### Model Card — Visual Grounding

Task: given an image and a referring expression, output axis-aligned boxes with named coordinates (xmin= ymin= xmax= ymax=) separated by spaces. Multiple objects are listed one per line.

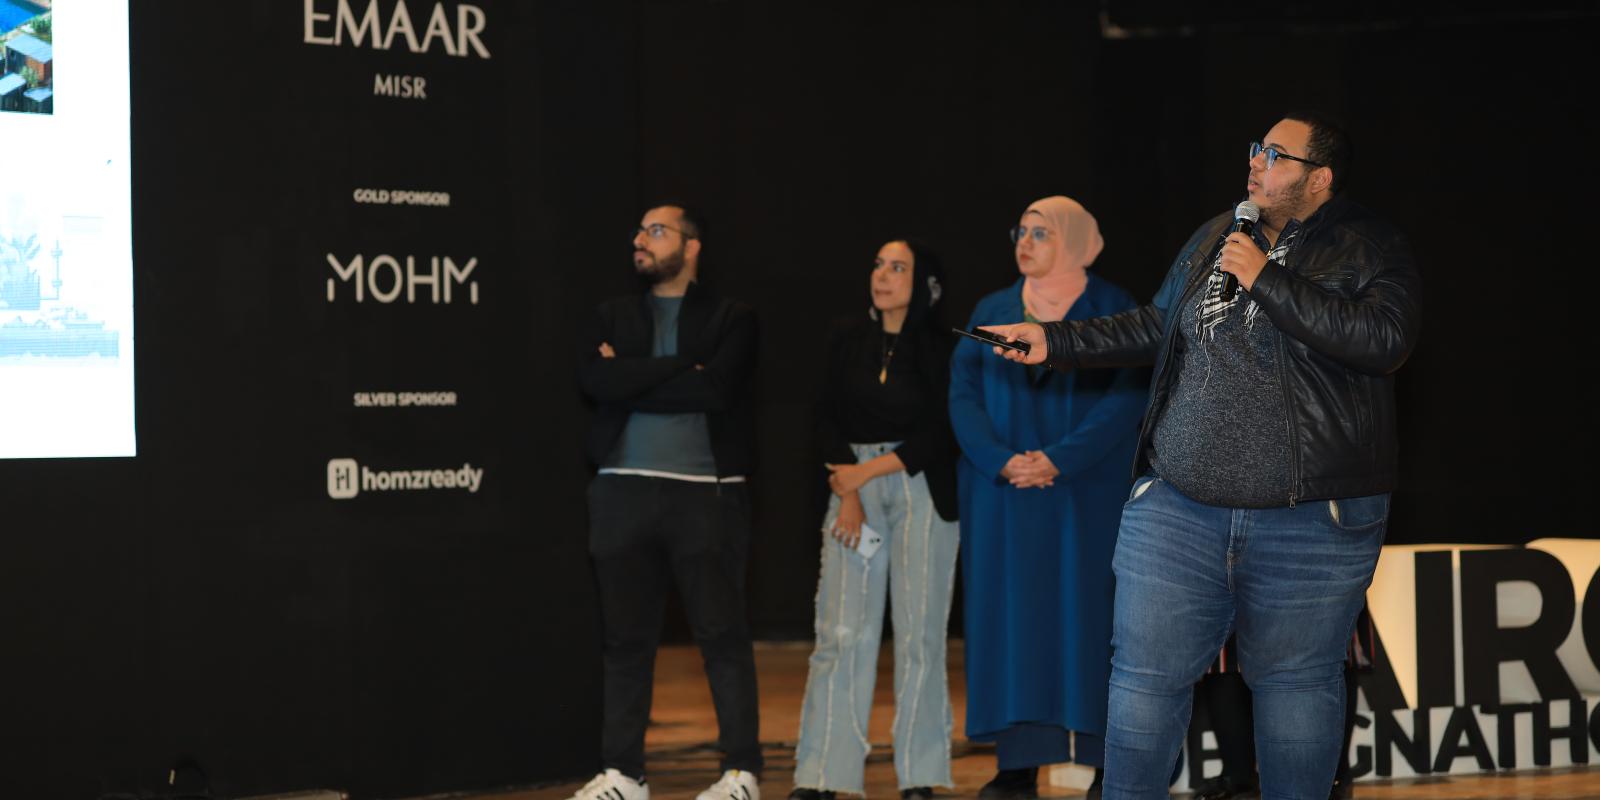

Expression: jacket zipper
xmin=1267 ymin=221 xmax=1316 ymax=508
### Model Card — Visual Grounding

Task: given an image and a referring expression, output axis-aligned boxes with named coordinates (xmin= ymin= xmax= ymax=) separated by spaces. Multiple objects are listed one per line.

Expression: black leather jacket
xmin=1042 ymin=194 xmax=1422 ymax=504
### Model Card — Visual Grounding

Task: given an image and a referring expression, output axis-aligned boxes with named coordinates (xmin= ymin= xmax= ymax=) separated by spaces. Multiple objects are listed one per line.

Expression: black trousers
xmin=588 ymin=474 xmax=763 ymax=779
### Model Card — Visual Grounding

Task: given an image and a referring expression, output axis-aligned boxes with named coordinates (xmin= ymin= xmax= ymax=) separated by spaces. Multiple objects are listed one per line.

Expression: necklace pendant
xmin=878 ymin=366 xmax=888 ymax=384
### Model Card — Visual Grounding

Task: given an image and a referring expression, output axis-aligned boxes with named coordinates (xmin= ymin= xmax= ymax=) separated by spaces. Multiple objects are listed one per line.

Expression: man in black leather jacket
xmin=983 ymin=113 xmax=1421 ymax=799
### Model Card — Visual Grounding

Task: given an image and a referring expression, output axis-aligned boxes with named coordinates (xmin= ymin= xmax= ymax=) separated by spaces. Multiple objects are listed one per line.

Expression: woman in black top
xmin=790 ymin=240 xmax=961 ymax=800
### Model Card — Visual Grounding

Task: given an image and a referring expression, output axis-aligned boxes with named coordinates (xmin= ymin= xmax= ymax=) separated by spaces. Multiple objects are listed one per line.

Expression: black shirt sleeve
xmin=815 ymin=318 xmax=861 ymax=466
xmin=889 ymin=326 xmax=957 ymax=477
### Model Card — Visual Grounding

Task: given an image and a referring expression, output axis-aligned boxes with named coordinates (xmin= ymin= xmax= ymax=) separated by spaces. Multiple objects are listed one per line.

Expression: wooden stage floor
xmin=458 ymin=644 xmax=1597 ymax=800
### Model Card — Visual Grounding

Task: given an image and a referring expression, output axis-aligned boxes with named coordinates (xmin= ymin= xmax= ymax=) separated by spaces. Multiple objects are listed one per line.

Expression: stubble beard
xmin=1261 ymin=171 xmax=1313 ymax=231
xmin=635 ymin=245 xmax=687 ymax=284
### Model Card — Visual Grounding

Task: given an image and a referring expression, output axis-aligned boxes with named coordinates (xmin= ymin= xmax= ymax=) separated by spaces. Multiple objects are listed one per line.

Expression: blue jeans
xmin=1103 ymin=477 xmax=1387 ymax=800
xmin=793 ymin=443 xmax=961 ymax=793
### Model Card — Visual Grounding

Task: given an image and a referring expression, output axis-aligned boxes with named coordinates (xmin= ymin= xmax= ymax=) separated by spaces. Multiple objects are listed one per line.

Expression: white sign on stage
xmin=0 ymin=1 xmax=134 ymax=459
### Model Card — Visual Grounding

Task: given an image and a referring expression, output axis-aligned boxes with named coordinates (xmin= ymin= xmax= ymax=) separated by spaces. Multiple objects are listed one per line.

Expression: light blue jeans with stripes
xmin=793 ymin=442 xmax=961 ymax=795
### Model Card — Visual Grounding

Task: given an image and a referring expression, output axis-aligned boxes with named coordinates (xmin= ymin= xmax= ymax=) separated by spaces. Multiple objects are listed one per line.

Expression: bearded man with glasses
xmin=982 ymin=113 xmax=1422 ymax=798
xmin=573 ymin=203 xmax=764 ymax=800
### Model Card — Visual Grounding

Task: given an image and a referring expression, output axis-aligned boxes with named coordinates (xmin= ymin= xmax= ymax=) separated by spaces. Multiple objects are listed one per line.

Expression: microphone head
xmin=1234 ymin=201 xmax=1261 ymax=223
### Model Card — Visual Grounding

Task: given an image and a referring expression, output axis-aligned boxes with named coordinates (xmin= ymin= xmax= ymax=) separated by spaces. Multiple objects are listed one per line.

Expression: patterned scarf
xmin=1195 ymin=226 xmax=1300 ymax=342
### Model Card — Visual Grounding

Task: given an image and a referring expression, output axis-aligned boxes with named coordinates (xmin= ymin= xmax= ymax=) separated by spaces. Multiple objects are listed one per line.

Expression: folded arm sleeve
xmin=628 ymin=303 xmax=759 ymax=413
xmin=577 ymin=306 xmax=690 ymax=403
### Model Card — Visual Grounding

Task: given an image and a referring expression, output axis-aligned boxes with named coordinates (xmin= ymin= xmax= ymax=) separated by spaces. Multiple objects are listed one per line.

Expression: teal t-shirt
xmin=601 ymin=295 xmax=718 ymax=476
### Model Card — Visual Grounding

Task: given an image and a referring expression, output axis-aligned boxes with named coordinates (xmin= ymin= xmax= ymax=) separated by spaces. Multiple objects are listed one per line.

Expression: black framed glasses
xmin=1249 ymin=141 xmax=1325 ymax=170
xmin=1009 ymin=225 xmax=1050 ymax=244
xmin=635 ymin=223 xmax=692 ymax=240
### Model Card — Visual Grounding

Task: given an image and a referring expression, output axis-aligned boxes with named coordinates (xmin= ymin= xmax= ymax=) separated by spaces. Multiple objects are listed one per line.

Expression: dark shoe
xmin=977 ymin=768 xmax=1038 ymax=800
xmin=1082 ymin=768 xmax=1103 ymax=799
xmin=1192 ymin=775 xmax=1258 ymax=800
xmin=900 ymin=789 xmax=934 ymax=800
xmin=1328 ymin=779 xmax=1353 ymax=800
xmin=788 ymin=790 xmax=835 ymax=800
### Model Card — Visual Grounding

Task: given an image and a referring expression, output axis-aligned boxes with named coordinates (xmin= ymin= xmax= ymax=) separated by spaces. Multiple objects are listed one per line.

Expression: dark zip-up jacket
xmin=578 ymin=281 xmax=758 ymax=478
xmin=1041 ymin=194 xmax=1422 ymax=504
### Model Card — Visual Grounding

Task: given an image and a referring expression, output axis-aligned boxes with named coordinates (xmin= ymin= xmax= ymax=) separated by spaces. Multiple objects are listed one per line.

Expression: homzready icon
xmin=327 ymin=458 xmax=484 ymax=499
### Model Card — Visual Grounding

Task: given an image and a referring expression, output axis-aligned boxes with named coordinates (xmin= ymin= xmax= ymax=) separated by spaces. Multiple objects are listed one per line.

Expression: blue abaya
xmin=950 ymin=274 xmax=1147 ymax=760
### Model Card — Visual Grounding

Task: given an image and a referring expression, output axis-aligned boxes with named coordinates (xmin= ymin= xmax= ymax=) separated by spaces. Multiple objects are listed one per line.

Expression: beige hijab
xmin=1019 ymin=195 xmax=1104 ymax=322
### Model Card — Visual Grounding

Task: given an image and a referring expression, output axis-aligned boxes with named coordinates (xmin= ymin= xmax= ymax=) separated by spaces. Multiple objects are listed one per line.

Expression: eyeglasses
xmin=635 ymin=223 xmax=693 ymax=240
xmin=1009 ymin=226 xmax=1050 ymax=244
xmin=1250 ymin=141 xmax=1325 ymax=170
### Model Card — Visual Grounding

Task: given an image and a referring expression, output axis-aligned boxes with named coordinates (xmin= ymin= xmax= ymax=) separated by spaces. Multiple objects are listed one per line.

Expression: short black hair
xmin=648 ymin=201 xmax=706 ymax=240
xmin=1283 ymin=110 xmax=1352 ymax=193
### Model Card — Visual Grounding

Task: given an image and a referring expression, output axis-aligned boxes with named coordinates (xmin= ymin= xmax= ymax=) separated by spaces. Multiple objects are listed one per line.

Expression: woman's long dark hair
xmin=876 ymin=236 xmax=946 ymax=331
xmin=874 ymin=237 xmax=952 ymax=381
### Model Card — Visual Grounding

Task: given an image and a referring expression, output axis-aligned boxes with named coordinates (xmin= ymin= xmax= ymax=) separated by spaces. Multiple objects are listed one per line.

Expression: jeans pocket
xmin=1328 ymin=493 xmax=1389 ymax=531
xmin=1127 ymin=476 xmax=1157 ymax=504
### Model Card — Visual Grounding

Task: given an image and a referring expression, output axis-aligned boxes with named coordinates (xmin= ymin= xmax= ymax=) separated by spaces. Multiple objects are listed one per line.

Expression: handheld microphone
xmin=1220 ymin=201 xmax=1260 ymax=302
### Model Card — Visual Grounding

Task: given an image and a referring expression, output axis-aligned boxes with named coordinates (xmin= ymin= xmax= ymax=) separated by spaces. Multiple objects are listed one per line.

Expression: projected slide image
xmin=1 ymin=1 xmax=133 ymax=459
xmin=0 ymin=0 xmax=50 ymax=115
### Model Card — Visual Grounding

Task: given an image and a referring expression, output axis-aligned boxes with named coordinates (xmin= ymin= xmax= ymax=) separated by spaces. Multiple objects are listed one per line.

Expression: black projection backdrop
xmin=0 ymin=2 xmax=1595 ymax=798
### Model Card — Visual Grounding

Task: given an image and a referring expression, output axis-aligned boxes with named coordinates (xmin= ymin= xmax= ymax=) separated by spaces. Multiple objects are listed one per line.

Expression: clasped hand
xmin=1001 ymin=450 xmax=1059 ymax=489
xmin=825 ymin=462 xmax=873 ymax=496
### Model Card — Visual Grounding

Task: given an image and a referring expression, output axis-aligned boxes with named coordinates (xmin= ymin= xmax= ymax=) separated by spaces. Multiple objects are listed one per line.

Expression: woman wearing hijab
xmin=790 ymin=239 xmax=961 ymax=800
xmin=949 ymin=197 xmax=1147 ymax=799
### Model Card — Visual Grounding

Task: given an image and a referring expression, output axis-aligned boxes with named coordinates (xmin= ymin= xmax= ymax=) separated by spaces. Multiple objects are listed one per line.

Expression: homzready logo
xmin=327 ymin=458 xmax=484 ymax=499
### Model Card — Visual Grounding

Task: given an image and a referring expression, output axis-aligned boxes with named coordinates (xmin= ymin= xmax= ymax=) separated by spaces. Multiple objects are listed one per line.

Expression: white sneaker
xmin=568 ymin=768 xmax=649 ymax=800
xmin=696 ymin=769 xmax=760 ymax=800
